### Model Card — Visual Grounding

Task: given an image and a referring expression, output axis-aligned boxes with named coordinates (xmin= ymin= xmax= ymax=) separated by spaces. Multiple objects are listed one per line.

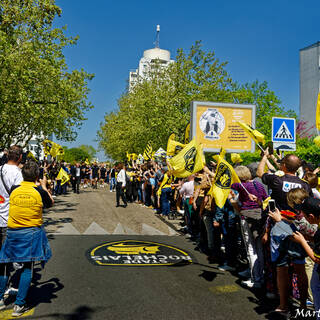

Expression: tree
xmin=62 ymin=145 xmax=96 ymax=163
xmin=98 ymin=41 xmax=295 ymax=160
xmin=0 ymin=0 xmax=94 ymax=148
xmin=78 ymin=144 xmax=96 ymax=160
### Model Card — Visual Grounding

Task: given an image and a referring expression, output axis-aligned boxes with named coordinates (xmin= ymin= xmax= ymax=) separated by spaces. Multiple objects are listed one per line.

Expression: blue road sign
xmin=272 ymin=117 xmax=296 ymax=143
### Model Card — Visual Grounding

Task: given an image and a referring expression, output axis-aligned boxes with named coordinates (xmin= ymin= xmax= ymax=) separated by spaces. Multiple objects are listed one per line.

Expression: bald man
xmin=257 ymin=150 xmax=312 ymax=210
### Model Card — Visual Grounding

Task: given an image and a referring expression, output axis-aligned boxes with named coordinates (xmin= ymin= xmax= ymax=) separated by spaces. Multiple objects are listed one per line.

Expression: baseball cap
xmin=295 ymin=197 xmax=320 ymax=216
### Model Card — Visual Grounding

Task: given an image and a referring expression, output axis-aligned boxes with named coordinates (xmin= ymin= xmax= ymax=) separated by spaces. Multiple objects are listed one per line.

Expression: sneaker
xmin=110 ymin=190 xmax=113 ymax=193
xmin=12 ymin=304 xmax=28 ymax=317
xmin=306 ymin=299 xmax=314 ymax=308
xmin=218 ymin=264 xmax=236 ymax=272
xmin=0 ymin=299 xmax=5 ymax=311
xmin=238 ymin=268 xmax=251 ymax=278
xmin=4 ymin=287 xmax=18 ymax=297
xmin=241 ymin=279 xmax=262 ymax=289
xmin=178 ymin=209 xmax=185 ymax=214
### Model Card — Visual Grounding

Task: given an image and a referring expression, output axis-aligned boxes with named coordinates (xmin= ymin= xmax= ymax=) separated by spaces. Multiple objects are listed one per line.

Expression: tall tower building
xmin=129 ymin=25 xmax=174 ymax=91
xmin=300 ymin=41 xmax=320 ymax=132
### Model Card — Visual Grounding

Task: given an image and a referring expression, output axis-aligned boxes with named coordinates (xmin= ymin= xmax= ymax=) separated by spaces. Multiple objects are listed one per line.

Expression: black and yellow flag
xmin=167 ymin=133 xmax=185 ymax=156
xmin=56 ymin=168 xmax=70 ymax=185
xmin=143 ymin=143 xmax=153 ymax=161
xmin=42 ymin=140 xmax=52 ymax=156
xmin=42 ymin=139 xmax=64 ymax=158
xmin=208 ymin=150 xmax=240 ymax=208
xmin=184 ymin=123 xmax=190 ymax=144
xmin=168 ymin=138 xmax=205 ymax=178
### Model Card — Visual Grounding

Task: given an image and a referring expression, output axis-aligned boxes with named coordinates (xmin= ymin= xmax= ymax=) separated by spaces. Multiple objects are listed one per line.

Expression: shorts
xmin=92 ymin=174 xmax=99 ymax=179
xmin=276 ymin=255 xmax=306 ymax=267
xmin=276 ymin=251 xmax=306 ymax=267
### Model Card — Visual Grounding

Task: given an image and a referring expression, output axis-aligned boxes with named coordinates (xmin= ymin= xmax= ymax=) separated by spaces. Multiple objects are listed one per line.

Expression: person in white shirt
xmin=116 ymin=163 xmax=127 ymax=208
xmin=179 ymin=175 xmax=195 ymax=235
xmin=0 ymin=146 xmax=23 ymax=246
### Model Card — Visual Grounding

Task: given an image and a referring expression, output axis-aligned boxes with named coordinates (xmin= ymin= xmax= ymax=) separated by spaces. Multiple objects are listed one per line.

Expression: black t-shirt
xmin=92 ymin=165 xmax=99 ymax=177
xmin=100 ymin=167 xmax=107 ymax=178
xmin=262 ymin=172 xmax=312 ymax=210
xmin=110 ymin=168 xmax=115 ymax=178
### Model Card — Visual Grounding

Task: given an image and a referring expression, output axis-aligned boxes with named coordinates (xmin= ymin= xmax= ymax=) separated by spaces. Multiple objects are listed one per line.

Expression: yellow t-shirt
xmin=8 ymin=181 xmax=50 ymax=228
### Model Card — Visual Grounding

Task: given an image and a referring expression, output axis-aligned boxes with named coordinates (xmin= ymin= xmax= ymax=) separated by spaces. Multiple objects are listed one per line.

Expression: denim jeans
xmin=203 ymin=213 xmax=222 ymax=259
xmin=183 ymin=199 xmax=193 ymax=235
xmin=160 ymin=187 xmax=171 ymax=216
xmin=110 ymin=177 xmax=116 ymax=191
xmin=0 ymin=262 xmax=32 ymax=306
xmin=55 ymin=180 xmax=61 ymax=195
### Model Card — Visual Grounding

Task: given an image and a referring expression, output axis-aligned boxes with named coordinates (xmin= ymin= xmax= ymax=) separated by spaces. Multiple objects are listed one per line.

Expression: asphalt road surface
xmin=0 ymin=188 xmax=302 ymax=319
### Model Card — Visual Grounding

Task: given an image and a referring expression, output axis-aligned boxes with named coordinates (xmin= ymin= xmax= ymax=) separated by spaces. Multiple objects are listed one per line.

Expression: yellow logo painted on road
xmin=107 ymin=243 xmax=160 ymax=255
xmin=87 ymin=240 xmax=192 ymax=266
xmin=0 ymin=307 xmax=34 ymax=319
xmin=209 ymin=285 xmax=239 ymax=294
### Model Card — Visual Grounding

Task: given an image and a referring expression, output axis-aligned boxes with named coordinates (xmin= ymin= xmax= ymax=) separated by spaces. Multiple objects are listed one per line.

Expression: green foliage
xmin=294 ymin=137 xmax=320 ymax=165
xmin=232 ymin=81 xmax=296 ymax=139
xmin=78 ymin=145 xmax=96 ymax=160
xmin=63 ymin=145 xmax=96 ymax=163
xmin=0 ymin=0 xmax=94 ymax=148
xmin=98 ymin=41 xmax=295 ymax=160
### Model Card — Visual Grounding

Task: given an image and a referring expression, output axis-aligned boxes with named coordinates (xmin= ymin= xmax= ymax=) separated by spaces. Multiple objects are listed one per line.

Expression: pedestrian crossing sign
xmin=272 ymin=117 xmax=296 ymax=143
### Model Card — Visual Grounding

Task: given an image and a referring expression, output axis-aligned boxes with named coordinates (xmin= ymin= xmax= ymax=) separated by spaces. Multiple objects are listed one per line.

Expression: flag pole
xmin=239 ymin=182 xmax=251 ymax=195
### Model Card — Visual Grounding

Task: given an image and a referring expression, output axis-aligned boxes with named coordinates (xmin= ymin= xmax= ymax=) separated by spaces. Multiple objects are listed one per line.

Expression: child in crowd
xmin=292 ymin=197 xmax=320 ymax=318
xmin=268 ymin=189 xmax=311 ymax=314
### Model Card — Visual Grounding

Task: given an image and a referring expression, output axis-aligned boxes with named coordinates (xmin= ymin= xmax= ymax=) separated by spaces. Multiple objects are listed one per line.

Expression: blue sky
xmin=55 ymin=0 xmax=319 ymax=160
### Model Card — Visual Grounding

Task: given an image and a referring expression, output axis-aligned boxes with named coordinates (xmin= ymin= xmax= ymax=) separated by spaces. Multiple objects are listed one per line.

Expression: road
xmin=0 ymin=188 xmax=292 ymax=319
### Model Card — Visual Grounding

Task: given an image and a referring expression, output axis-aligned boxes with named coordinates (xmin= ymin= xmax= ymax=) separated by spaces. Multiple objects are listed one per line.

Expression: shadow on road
xmin=27 ymin=270 xmax=64 ymax=309
xmin=23 ymin=305 xmax=105 ymax=319
xmin=198 ymin=269 xmax=219 ymax=282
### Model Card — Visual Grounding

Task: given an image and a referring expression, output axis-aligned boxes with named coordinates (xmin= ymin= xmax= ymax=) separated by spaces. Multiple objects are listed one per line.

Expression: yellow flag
xmin=143 ymin=143 xmax=153 ymax=161
xmin=316 ymin=92 xmax=320 ymax=131
xmin=85 ymin=158 xmax=90 ymax=165
xmin=43 ymin=139 xmax=64 ymax=157
xmin=27 ymin=151 xmax=37 ymax=162
xmin=212 ymin=147 xmax=226 ymax=162
xmin=167 ymin=133 xmax=185 ymax=156
xmin=53 ymin=145 xmax=64 ymax=157
xmin=184 ymin=124 xmax=190 ymax=144
xmin=42 ymin=140 xmax=52 ymax=156
xmin=56 ymin=168 xmax=70 ymax=185
xmin=236 ymin=122 xmax=265 ymax=145
xmin=126 ymin=151 xmax=131 ymax=162
xmin=207 ymin=152 xmax=240 ymax=208
xmin=231 ymin=153 xmax=242 ymax=163
xmin=131 ymin=153 xmax=138 ymax=161
xmin=168 ymin=138 xmax=205 ymax=178
xmin=262 ymin=197 xmax=271 ymax=210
